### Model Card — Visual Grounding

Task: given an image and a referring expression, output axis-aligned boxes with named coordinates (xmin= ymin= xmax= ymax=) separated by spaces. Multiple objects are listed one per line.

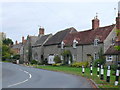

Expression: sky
xmin=1 ymin=0 xmax=120 ymax=43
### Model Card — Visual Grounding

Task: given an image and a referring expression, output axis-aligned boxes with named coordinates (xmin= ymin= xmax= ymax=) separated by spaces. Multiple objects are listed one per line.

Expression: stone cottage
xmin=32 ymin=27 xmax=52 ymax=63
xmin=43 ymin=27 xmax=77 ymax=64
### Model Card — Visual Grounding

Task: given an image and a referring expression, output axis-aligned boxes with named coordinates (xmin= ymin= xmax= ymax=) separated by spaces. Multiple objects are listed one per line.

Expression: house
xmin=63 ymin=12 xmax=120 ymax=65
xmin=43 ymin=14 xmax=118 ymax=65
xmin=43 ymin=27 xmax=77 ymax=64
xmin=32 ymin=27 xmax=52 ymax=63
xmin=104 ymin=12 xmax=120 ymax=65
xmin=11 ymin=40 xmax=23 ymax=54
xmin=22 ymin=35 xmax=38 ymax=63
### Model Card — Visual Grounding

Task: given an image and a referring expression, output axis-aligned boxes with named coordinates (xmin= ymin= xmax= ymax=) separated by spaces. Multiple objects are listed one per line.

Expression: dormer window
xmin=73 ymin=39 xmax=78 ymax=48
xmin=61 ymin=41 xmax=65 ymax=49
xmin=94 ymin=39 xmax=99 ymax=46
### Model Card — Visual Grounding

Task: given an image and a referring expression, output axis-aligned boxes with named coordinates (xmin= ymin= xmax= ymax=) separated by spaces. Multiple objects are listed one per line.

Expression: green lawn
xmin=32 ymin=65 xmax=120 ymax=88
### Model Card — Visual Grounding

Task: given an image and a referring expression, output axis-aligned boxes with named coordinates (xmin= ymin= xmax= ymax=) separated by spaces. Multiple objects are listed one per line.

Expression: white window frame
xmin=61 ymin=41 xmax=65 ymax=49
xmin=94 ymin=53 xmax=98 ymax=60
xmin=73 ymin=39 xmax=78 ymax=48
xmin=106 ymin=55 xmax=113 ymax=61
xmin=94 ymin=39 xmax=99 ymax=46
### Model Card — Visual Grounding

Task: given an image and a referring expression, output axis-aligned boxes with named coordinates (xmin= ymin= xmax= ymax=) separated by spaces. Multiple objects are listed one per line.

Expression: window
xmin=94 ymin=39 xmax=99 ymax=46
xmin=94 ymin=53 xmax=99 ymax=60
xmin=73 ymin=39 xmax=78 ymax=48
xmin=61 ymin=55 xmax=63 ymax=60
xmin=72 ymin=55 xmax=77 ymax=61
xmin=61 ymin=41 xmax=64 ymax=49
xmin=106 ymin=55 xmax=113 ymax=61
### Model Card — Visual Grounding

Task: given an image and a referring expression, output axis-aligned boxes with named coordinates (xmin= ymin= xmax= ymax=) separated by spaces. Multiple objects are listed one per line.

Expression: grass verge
xmin=30 ymin=65 xmax=120 ymax=89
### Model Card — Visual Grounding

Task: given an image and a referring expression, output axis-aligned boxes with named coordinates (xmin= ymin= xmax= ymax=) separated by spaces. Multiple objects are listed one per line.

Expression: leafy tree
xmin=2 ymin=38 xmax=14 ymax=61
xmin=93 ymin=48 xmax=105 ymax=67
xmin=2 ymin=45 xmax=11 ymax=60
xmin=13 ymin=54 xmax=20 ymax=60
xmin=61 ymin=50 xmax=72 ymax=64
xmin=54 ymin=55 xmax=61 ymax=64
xmin=2 ymin=38 xmax=13 ymax=45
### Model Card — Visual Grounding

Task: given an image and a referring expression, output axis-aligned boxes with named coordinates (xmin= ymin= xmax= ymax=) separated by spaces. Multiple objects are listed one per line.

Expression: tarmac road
xmin=2 ymin=62 xmax=93 ymax=88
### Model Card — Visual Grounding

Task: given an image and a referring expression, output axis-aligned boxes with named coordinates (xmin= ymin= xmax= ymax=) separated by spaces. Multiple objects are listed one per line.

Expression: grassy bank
xmin=31 ymin=65 xmax=120 ymax=88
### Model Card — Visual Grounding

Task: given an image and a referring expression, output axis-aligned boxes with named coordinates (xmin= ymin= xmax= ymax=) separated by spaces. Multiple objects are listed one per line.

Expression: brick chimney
xmin=116 ymin=11 xmax=120 ymax=30
xmin=92 ymin=16 xmax=100 ymax=30
xmin=39 ymin=27 xmax=44 ymax=35
xmin=15 ymin=40 xmax=18 ymax=45
xmin=116 ymin=11 xmax=120 ymax=41
xmin=22 ymin=36 xmax=25 ymax=44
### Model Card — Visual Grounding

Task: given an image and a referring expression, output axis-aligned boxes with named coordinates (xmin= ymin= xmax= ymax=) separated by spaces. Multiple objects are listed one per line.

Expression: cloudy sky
xmin=1 ymin=0 xmax=119 ymax=43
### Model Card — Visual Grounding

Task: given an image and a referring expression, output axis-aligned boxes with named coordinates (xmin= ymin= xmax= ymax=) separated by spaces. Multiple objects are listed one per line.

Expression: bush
xmin=54 ymin=55 xmax=61 ymax=64
xmin=71 ymin=61 xmax=88 ymax=68
xmin=52 ymin=63 xmax=63 ymax=66
xmin=93 ymin=59 xmax=106 ymax=67
xmin=111 ymin=65 xmax=118 ymax=71
xmin=31 ymin=60 xmax=38 ymax=65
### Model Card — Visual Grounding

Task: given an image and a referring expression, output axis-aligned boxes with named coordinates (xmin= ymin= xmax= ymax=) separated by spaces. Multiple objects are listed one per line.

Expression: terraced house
xmin=20 ymin=12 xmax=120 ymax=65
xmin=32 ymin=27 xmax=52 ymax=63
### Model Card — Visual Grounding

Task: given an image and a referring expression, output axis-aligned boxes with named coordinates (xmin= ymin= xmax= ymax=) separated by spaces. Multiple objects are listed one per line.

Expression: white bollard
xmin=106 ymin=65 xmax=111 ymax=83
xmin=90 ymin=62 xmax=93 ymax=75
xmin=97 ymin=62 xmax=100 ymax=77
xmin=100 ymin=65 xmax=104 ymax=80
xmin=82 ymin=65 xmax=85 ymax=74
xmin=115 ymin=64 xmax=120 ymax=86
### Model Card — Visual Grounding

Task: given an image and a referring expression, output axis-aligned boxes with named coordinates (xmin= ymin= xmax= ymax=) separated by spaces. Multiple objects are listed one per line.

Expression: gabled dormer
xmin=73 ymin=39 xmax=78 ymax=48
xmin=94 ymin=38 xmax=100 ymax=46
xmin=61 ymin=41 xmax=65 ymax=49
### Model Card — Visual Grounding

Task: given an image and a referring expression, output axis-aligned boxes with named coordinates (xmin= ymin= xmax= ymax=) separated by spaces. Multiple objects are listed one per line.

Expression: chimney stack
xmin=39 ymin=27 xmax=44 ymax=35
xmin=15 ymin=40 xmax=18 ymax=45
xmin=22 ymin=36 xmax=25 ymax=44
xmin=116 ymin=11 xmax=120 ymax=30
xmin=92 ymin=15 xmax=100 ymax=30
xmin=116 ymin=11 xmax=120 ymax=42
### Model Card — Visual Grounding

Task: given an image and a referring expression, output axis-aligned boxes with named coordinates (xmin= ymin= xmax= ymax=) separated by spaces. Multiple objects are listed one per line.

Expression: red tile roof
xmin=64 ymin=24 xmax=115 ymax=46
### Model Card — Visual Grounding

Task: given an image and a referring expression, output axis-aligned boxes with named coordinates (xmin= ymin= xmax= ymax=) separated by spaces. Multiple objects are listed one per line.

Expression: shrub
xmin=111 ymin=65 xmax=118 ymax=71
xmin=54 ymin=55 xmax=61 ymax=64
xmin=71 ymin=61 xmax=88 ymax=68
xmin=93 ymin=59 xmax=105 ymax=67
xmin=31 ymin=60 xmax=38 ymax=65
xmin=52 ymin=63 xmax=63 ymax=66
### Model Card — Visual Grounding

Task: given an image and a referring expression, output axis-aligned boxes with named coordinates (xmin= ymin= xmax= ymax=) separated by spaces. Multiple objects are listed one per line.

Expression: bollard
xmin=115 ymin=64 xmax=120 ymax=86
xmin=82 ymin=65 xmax=85 ymax=74
xmin=90 ymin=62 xmax=93 ymax=75
xmin=97 ymin=62 xmax=100 ymax=77
xmin=100 ymin=65 xmax=104 ymax=80
xmin=106 ymin=65 xmax=111 ymax=83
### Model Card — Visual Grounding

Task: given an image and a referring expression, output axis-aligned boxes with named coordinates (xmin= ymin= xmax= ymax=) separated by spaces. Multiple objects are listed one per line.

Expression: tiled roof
xmin=12 ymin=43 xmax=23 ymax=49
xmin=104 ymin=45 xmax=118 ymax=55
xmin=33 ymin=34 xmax=52 ymax=46
xmin=44 ymin=27 xmax=77 ymax=46
xmin=64 ymin=24 xmax=115 ymax=46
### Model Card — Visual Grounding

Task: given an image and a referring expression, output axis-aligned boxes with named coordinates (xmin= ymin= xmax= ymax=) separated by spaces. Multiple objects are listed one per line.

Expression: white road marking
xmin=8 ymin=69 xmax=32 ymax=87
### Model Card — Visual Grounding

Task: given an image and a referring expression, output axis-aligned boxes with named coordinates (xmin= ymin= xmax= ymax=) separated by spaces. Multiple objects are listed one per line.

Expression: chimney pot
xmin=39 ymin=27 xmax=44 ymax=35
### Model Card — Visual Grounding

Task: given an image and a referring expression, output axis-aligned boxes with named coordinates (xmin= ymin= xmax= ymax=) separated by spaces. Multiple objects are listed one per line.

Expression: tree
xmin=61 ymin=50 xmax=72 ymax=64
xmin=2 ymin=38 xmax=14 ymax=61
xmin=54 ymin=55 xmax=61 ymax=64
xmin=2 ymin=38 xmax=13 ymax=45
xmin=2 ymin=45 xmax=11 ymax=60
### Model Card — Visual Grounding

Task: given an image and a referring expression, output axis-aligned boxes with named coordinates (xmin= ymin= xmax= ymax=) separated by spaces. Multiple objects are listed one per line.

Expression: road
xmin=2 ymin=62 xmax=93 ymax=88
